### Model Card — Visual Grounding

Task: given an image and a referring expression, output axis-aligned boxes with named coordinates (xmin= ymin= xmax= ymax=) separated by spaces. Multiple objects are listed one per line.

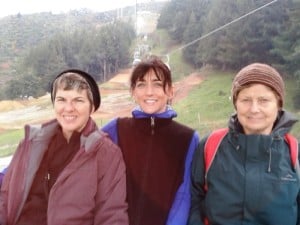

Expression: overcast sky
xmin=0 ymin=0 xmax=167 ymax=18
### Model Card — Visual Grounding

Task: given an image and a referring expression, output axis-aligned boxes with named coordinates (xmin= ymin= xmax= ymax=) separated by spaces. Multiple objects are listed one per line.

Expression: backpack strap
xmin=284 ymin=133 xmax=299 ymax=169
xmin=204 ymin=128 xmax=229 ymax=191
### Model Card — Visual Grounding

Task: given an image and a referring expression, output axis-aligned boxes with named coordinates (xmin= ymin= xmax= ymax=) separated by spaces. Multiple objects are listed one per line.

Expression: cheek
xmin=235 ymin=103 xmax=246 ymax=114
xmin=131 ymin=90 xmax=141 ymax=100
xmin=53 ymin=104 xmax=62 ymax=114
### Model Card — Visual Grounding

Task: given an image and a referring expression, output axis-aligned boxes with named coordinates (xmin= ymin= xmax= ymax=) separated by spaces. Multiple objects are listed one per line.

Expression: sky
xmin=0 ymin=0 xmax=167 ymax=18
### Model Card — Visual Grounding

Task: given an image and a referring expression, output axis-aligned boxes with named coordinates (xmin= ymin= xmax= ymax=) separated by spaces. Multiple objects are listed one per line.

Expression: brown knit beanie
xmin=232 ymin=63 xmax=285 ymax=108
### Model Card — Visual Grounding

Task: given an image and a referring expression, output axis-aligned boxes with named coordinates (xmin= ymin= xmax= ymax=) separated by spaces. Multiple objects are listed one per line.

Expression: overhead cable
xmin=168 ymin=0 xmax=278 ymax=55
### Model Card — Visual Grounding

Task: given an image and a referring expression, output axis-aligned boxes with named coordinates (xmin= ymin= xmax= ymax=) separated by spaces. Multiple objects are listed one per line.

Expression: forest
xmin=0 ymin=0 xmax=299 ymax=108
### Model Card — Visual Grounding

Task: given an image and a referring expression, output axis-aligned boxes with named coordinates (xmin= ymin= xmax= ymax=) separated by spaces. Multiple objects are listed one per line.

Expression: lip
xmin=144 ymin=99 xmax=156 ymax=103
xmin=63 ymin=115 xmax=77 ymax=121
xmin=247 ymin=116 xmax=263 ymax=120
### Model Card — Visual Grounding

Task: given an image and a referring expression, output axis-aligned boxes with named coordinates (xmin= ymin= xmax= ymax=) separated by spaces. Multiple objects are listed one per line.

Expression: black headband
xmin=51 ymin=69 xmax=101 ymax=111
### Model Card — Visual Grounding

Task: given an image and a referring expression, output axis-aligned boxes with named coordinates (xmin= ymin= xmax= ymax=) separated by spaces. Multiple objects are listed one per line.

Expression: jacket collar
xmin=131 ymin=105 xmax=177 ymax=119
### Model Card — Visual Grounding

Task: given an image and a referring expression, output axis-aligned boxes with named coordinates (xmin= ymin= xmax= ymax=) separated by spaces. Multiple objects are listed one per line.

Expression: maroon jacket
xmin=0 ymin=118 xmax=128 ymax=225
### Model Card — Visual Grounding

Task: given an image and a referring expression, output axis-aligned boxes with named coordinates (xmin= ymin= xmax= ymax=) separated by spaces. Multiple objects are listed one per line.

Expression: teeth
xmin=145 ymin=100 xmax=156 ymax=103
xmin=64 ymin=116 xmax=76 ymax=121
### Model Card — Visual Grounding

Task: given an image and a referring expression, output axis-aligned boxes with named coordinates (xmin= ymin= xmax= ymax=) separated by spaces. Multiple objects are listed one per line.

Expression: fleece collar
xmin=131 ymin=105 xmax=177 ymax=119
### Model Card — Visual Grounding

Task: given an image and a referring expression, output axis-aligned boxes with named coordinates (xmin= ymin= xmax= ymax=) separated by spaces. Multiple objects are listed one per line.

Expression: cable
xmin=168 ymin=0 xmax=278 ymax=55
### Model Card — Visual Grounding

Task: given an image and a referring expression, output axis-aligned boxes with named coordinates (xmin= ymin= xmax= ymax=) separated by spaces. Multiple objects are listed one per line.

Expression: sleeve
xmin=187 ymin=137 xmax=207 ymax=225
xmin=94 ymin=139 xmax=129 ymax=225
xmin=0 ymin=140 xmax=25 ymax=224
xmin=297 ymin=143 xmax=300 ymax=225
xmin=101 ymin=118 xmax=119 ymax=144
xmin=0 ymin=168 xmax=7 ymax=189
xmin=166 ymin=131 xmax=199 ymax=225
xmin=0 ymin=167 xmax=9 ymax=224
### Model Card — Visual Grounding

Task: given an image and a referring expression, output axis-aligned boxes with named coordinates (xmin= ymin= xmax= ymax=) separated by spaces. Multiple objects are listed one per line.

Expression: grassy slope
xmin=174 ymin=70 xmax=300 ymax=138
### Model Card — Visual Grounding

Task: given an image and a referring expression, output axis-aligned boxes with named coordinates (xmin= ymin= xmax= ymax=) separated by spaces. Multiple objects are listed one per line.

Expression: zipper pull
xmin=151 ymin=117 xmax=155 ymax=135
xmin=46 ymin=172 xmax=50 ymax=180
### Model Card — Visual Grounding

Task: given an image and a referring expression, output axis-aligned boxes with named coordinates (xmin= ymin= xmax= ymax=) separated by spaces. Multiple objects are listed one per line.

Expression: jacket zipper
xmin=150 ymin=117 xmax=155 ymax=135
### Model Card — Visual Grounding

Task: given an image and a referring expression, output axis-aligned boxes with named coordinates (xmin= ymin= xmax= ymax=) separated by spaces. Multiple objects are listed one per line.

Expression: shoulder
xmin=24 ymin=119 xmax=58 ymax=141
xmin=102 ymin=118 xmax=118 ymax=133
xmin=170 ymin=120 xmax=195 ymax=135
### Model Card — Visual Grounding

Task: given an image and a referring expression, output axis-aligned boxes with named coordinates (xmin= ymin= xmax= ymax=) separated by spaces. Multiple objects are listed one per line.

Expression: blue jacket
xmin=0 ymin=168 xmax=6 ymax=187
xmin=188 ymin=110 xmax=300 ymax=225
xmin=102 ymin=106 xmax=199 ymax=225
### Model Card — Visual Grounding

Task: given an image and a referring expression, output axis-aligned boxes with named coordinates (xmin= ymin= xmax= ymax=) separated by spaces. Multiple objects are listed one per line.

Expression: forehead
xmin=238 ymin=83 xmax=275 ymax=97
xmin=55 ymin=88 xmax=88 ymax=97
xmin=138 ymin=70 xmax=162 ymax=81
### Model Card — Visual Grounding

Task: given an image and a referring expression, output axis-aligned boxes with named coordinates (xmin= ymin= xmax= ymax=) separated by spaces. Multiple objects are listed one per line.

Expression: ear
xmin=90 ymin=104 xmax=95 ymax=114
xmin=166 ymin=85 xmax=174 ymax=104
xmin=130 ymin=88 xmax=136 ymax=102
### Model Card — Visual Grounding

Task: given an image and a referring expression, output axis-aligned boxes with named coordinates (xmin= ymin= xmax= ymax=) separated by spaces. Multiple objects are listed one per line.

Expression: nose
xmin=64 ymin=101 xmax=75 ymax=111
xmin=249 ymin=100 xmax=260 ymax=112
xmin=145 ymin=83 xmax=154 ymax=95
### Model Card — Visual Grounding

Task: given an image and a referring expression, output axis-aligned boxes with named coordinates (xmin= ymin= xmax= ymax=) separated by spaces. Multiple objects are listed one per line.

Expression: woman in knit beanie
xmin=232 ymin=63 xmax=285 ymax=109
xmin=0 ymin=69 xmax=128 ymax=225
xmin=188 ymin=63 xmax=300 ymax=225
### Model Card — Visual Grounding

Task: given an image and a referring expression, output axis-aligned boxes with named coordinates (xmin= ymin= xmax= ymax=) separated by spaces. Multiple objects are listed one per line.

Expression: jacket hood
xmin=25 ymin=117 xmax=102 ymax=153
xmin=131 ymin=105 xmax=177 ymax=119
xmin=228 ymin=109 xmax=298 ymax=135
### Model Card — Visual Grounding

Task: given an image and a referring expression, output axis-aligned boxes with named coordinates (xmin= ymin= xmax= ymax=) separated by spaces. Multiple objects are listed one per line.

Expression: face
xmin=54 ymin=88 xmax=93 ymax=140
xmin=131 ymin=70 xmax=173 ymax=114
xmin=235 ymin=83 xmax=280 ymax=135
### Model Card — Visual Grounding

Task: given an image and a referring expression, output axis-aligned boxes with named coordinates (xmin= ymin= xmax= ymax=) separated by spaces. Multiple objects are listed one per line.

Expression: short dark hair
xmin=130 ymin=55 xmax=172 ymax=92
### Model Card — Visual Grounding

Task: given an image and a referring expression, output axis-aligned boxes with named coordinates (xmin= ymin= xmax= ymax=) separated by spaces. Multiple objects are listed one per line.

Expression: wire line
xmin=168 ymin=0 xmax=278 ymax=55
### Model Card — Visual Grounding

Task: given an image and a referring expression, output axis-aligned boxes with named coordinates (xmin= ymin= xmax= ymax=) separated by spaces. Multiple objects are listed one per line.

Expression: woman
xmin=102 ymin=55 xmax=199 ymax=225
xmin=0 ymin=69 xmax=128 ymax=225
xmin=188 ymin=63 xmax=300 ymax=225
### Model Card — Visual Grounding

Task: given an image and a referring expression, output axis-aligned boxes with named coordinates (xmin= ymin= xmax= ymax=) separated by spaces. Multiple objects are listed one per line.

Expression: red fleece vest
xmin=118 ymin=117 xmax=194 ymax=225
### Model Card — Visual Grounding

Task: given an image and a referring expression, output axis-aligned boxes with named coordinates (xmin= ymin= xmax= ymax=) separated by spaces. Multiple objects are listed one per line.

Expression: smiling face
xmin=51 ymin=72 xmax=96 ymax=141
xmin=54 ymin=88 xmax=92 ymax=140
xmin=131 ymin=70 xmax=173 ymax=114
xmin=235 ymin=83 xmax=280 ymax=135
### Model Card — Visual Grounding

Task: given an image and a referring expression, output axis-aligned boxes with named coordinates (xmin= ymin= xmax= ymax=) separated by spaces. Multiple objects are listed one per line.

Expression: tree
xmin=3 ymin=20 xmax=135 ymax=99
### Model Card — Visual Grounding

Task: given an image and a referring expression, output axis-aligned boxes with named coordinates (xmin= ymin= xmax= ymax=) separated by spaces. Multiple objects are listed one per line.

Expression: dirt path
xmin=0 ymin=70 xmax=203 ymax=130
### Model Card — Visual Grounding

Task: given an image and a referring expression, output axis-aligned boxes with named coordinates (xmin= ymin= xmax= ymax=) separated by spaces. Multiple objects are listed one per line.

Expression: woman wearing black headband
xmin=0 ymin=69 xmax=128 ymax=225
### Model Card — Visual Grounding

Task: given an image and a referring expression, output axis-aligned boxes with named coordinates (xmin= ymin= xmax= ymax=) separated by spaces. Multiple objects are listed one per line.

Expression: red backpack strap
xmin=284 ymin=133 xmax=298 ymax=169
xmin=204 ymin=128 xmax=229 ymax=191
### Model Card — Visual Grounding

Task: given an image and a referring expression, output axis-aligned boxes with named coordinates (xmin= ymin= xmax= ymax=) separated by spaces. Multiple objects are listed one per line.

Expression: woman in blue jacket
xmin=102 ymin=55 xmax=199 ymax=225
xmin=188 ymin=63 xmax=300 ymax=225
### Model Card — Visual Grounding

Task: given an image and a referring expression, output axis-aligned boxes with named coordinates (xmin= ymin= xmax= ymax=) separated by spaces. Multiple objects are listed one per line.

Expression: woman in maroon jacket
xmin=0 ymin=69 xmax=128 ymax=225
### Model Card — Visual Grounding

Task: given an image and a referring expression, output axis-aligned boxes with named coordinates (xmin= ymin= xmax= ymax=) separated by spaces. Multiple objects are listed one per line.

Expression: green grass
xmin=173 ymin=70 xmax=234 ymax=137
xmin=173 ymin=70 xmax=300 ymax=138
xmin=0 ymin=129 xmax=23 ymax=157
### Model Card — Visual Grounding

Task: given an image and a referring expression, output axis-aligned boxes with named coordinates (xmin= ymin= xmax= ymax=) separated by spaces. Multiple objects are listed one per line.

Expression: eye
xmin=136 ymin=82 xmax=146 ymax=88
xmin=55 ymin=97 xmax=65 ymax=102
xmin=153 ymin=81 xmax=163 ymax=87
xmin=240 ymin=98 xmax=251 ymax=103
xmin=73 ymin=98 xmax=86 ymax=104
xmin=258 ymin=98 xmax=270 ymax=104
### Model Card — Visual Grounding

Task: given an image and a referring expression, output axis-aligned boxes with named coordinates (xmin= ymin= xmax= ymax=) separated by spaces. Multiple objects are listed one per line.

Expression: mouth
xmin=144 ymin=99 xmax=156 ymax=104
xmin=63 ymin=115 xmax=77 ymax=121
